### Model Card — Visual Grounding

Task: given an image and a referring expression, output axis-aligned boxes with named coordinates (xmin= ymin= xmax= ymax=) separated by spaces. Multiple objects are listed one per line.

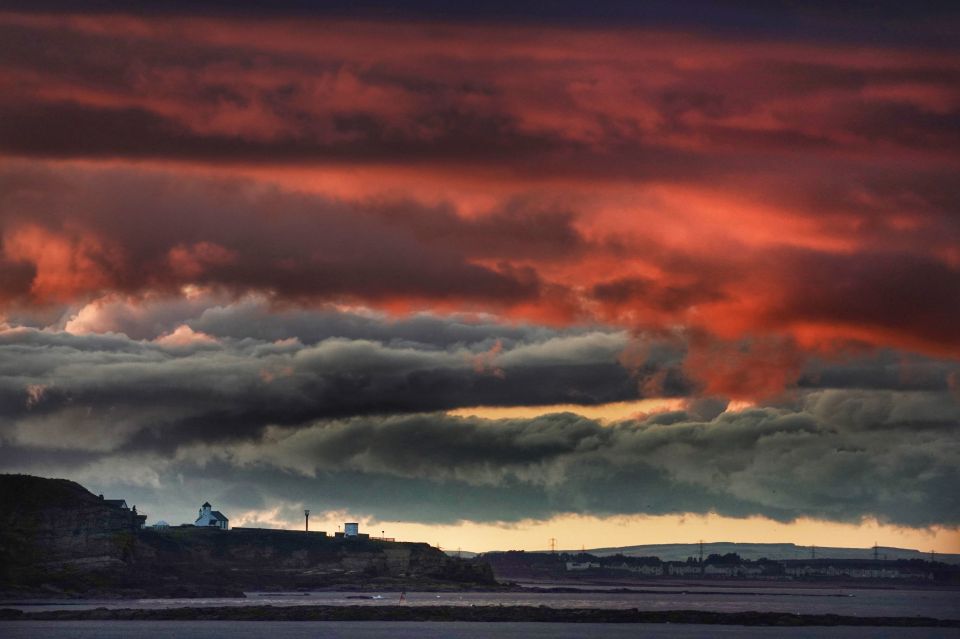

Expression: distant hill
xmin=575 ymin=542 xmax=960 ymax=565
xmin=459 ymin=542 xmax=960 ymax=565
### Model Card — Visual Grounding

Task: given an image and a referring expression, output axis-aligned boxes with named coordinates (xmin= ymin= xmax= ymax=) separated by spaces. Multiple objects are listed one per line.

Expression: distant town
xmin=484 ymin=549 xmax=960 ymax=585
xmin=102 ymin=495 xmax=383 ymax=541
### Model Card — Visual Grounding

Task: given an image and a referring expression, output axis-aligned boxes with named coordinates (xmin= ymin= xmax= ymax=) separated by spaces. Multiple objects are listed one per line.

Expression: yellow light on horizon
xmin=446 ymin=398 xmax=685 ymax=423
xmin=232 ymin=400 xmax=960 ymax=556
xmin=233 ymin=507 xmax=960 ymax=555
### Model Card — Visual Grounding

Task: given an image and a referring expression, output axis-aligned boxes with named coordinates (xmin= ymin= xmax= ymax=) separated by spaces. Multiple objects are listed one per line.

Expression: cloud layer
xmin=0 ymin=309 xmax=641 ymax=452
xmin=0 ymin=6 xmax=958 ymax=535
xmin=212 ymin=392 xmax=960 ymax=527
xmin=2 ymin=306 xmax=958 ymax=527
xmin=1 ymin=11 xmax=958 ymax=359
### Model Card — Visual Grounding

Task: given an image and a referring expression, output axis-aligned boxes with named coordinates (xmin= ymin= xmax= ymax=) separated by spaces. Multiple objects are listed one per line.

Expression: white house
xmin=667 ymin=563 xmax=703 ymax=576
xmin=630 ymin=564 xmax=664 ymax=576
xmin=194 ymin=501 xmax=229 ymax=529
xmin=704 ymin=564 xmax=739 ymax=577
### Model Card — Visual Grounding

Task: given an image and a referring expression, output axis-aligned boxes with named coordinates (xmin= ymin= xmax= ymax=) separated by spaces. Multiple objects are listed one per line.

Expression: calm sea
xmin=5 ymin=586 xmax=959 ymax=620
xmin=1 ymin=621 xmax=959 ymax=639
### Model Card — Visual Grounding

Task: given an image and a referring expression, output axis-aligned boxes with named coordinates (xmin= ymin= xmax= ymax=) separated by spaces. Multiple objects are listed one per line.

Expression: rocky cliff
xmin=0 ymin=474 xmax=496 ymax=597
xmin=0 ymin=475 xmax=144 ymax=577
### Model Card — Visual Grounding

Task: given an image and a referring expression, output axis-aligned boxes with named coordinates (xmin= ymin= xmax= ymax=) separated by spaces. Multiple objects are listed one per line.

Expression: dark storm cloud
xmin=7 ymin=389 xmax=957 ymax=527
xmin=3 ymin=303 xmax=958 ymax=457
xmin=42 ymin=291 xmax=571 ymax=347
xmin=0 ymin=321 xmax=645 ymax=453
xmin=191 ymin=301 xmax=562 ymax=348
xmin=4 ymin=1 xmax=957 ymax=48
xmin=190 ymin=392 xmax=960 ymax=527
xmin=798 ymin=350 xmax=960 ymax=393
xmin=68 ymin=295 xmax=960 ymax=393
xmin=3 ymin=304 xmax=959 ymax=527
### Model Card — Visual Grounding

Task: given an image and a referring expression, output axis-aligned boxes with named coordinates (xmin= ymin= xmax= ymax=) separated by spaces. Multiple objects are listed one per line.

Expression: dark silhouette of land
xmin=0 ymin=474 xmax=495 ymax=598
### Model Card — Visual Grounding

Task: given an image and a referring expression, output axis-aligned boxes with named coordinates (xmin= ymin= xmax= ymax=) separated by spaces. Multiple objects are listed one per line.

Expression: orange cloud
xmin=154 ymin=324 xmax=218 ymax=347
xmin=2 ymin=224 xmax=120 ymax=304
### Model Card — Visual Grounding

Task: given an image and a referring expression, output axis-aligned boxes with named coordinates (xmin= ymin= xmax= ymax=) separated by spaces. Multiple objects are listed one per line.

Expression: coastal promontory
xmin=0 ymin=474 xmax=495 ymax=598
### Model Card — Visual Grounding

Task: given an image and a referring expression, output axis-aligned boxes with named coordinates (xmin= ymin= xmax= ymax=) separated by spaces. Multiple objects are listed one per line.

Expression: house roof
xmin=104 ymin=499 xmax=129 ymax=509
xmin=202 ymin=501 xmax=211 ymax=508
xmin=210 ymin=511 xmax=228 ymax=522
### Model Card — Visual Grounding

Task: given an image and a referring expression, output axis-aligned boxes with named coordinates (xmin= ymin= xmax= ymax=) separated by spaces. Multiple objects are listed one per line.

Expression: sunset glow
xmin=1 ymin=2 xmax=958 ymax=554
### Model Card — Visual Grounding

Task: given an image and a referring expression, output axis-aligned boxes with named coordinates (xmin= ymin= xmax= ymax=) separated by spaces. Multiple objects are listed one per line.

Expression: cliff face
xmin=0 ymin=475 xmax=143 ymax=577
xmin=127 ymin=527 xmax=494 ymax=595
xmin=0 ymin=474 xmax=495 ymax=597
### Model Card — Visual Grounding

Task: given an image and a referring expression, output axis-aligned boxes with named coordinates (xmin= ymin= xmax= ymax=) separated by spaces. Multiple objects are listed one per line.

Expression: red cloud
xmin=1 ymin=11 xmax=958 ymax=398
xmin=2 ymin=224 xmax=121 ymax=303
xmin=683 ymin=335 xmax=806 ymax=401
xmin=167 ymin=242 xmax=237 ymax=279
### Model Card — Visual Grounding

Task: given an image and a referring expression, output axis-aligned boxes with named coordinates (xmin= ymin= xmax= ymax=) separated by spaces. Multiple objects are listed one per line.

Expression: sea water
xmin=5 ymin=586 xmax=959 ymax=620
xmin=1 ymin=621 xmax=959 ymax=639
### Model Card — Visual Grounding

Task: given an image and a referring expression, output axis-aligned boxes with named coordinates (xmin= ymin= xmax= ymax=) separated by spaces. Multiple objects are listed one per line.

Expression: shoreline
xmin=1 ymin=605 xmax=958 ymax=627
xmin=5 ymin=578 xmax=952 ymax=602
xmin=3 ymin=578 xmax=957 ymax=601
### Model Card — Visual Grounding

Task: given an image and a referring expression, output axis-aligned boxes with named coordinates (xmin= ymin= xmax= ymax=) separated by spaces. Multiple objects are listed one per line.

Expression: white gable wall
xmin=194 ymin=504 xmax=229 ymax=529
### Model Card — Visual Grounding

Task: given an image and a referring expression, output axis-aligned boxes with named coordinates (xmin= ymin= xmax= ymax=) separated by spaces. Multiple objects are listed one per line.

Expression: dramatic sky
xmin=1 ymin=2 xmax=959 ymax=552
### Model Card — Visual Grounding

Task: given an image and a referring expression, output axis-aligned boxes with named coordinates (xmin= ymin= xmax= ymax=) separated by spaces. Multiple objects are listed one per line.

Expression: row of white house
xmin=154 ymin=502 xmax=364 ymax=537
